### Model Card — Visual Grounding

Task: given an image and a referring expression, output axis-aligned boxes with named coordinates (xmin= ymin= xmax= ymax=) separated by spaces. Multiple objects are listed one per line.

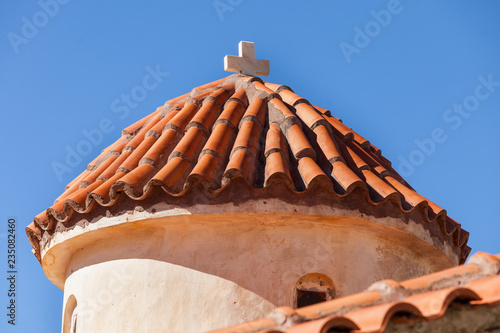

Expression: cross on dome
xmin=224 ymin=41 xmax=270 ymax=76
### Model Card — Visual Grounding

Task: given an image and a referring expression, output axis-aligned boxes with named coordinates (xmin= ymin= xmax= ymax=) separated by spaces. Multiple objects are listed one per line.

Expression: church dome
xmin=26 ymin=74 xmax=469 ymax=263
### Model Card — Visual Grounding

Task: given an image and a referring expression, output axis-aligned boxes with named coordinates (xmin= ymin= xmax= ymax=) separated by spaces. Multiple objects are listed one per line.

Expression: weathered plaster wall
xmin=63 ymin=259 xmax=274 ymax=332
xmin=57 ymin=213 xmax=454 ymax=332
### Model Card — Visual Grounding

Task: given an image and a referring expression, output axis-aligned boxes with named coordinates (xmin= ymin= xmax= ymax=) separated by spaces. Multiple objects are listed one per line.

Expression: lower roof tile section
xmin=209 ymin=252 xmax=500 ymax=333
xmin=27 ymin=74 xmax=469 ymax=262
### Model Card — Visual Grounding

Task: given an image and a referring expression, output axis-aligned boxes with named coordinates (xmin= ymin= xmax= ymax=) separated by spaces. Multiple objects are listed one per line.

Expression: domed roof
xmin=26 ymin=74 xmax=470 ymax=262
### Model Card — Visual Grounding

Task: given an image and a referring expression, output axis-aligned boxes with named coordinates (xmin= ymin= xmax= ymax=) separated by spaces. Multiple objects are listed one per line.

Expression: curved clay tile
xmin=404 ymin=287 xmax=480 ymax=319
xmin=286 ymin=316 xmax=359 ymax=333
xmin=26 ymin=74 xmax=470 ymax=263
xmin=344 ymin=302 xmax=423 ymax=333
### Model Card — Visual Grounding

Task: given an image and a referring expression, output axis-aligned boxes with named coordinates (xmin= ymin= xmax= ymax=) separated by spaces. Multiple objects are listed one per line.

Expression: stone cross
xmin=224 ymin=41 xmax=270 ymax=76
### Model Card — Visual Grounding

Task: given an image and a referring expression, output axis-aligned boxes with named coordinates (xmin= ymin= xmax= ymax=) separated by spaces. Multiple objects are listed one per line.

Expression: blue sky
xmin=1 ymin=1 xmax=500 ymax=332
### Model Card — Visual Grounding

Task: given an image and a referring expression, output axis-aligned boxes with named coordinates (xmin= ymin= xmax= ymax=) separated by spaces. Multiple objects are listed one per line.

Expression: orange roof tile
xmin=209 ymin=252 xmax=500 ymax=333
xmin=26 ymin=74 xmax=469 ymax=262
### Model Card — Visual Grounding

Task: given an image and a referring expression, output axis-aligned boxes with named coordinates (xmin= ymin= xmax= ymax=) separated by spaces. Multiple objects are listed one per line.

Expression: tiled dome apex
xmin=26 ymin=74 xmax=470 ymax=262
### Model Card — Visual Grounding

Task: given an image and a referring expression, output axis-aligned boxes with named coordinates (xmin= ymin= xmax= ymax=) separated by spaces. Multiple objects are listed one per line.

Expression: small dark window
xmin=294 ymin=273 xmax=336 ymax=309
xmin=296 ymin=290 xmax=327 ymax=308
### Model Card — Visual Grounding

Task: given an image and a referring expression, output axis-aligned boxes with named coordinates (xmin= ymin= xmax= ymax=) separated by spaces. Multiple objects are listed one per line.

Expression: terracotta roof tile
xmin=89 ymin=172 xmax=123 ymax=203
xmin=296 ymin=290 xmax=382 ymax=318
xmin=344 ymin=302 xmax=422 ymax=333
xmin=264 ymin=123 xmax=292 ymax=186
xmin=167 ymin=102 xmax=200 ymax=131
xmin=360 ymin=169 xmax=398 ymax=203
xmin=403 ymin=287 xmax=480 ymax=319
xmin=469 ymin=275 xmax=500 ymax=305
xmin=188 ymin=153 xmax=219 ymax=186
xmin=399 ymin=264 xmax=480 ymax=291
xmin=213 ymin=318 xmax=277 ymax=333
xmin=294 ymin=103 xmax=324 ymax=129
xmin=286 ymin=316 xmax=359 ymax=333
xmin=117 ymin=163 xmax=155 ymax=189
xmin=98 ymin=149 xmax=132 ymax=180
xmin=153 ymin=156 xmax=191 ymax=188
xmin=330 ymin=160 xmax=363 ymax=193
xmin=82 ymin=153 xmax=119 ymax=184
xmin=311 ymin=104 xmax=332 ymax=117
xmin=208 ymin=251 xmax=500 ymax=333
xmin=27 ymin=74 xmax=469 ymax=264
xmin=325 ymin=116 xmax=355 ymax=141
xmin=312 ymin=124 xmax=343 ymax=163
xmin=225 ymin=147 xmax=254 ymax=184
xmin=141 ymin=128 xmax=178 ymax=165
xmin=297 ymin=157 xmax=328 ymax=187
xmin=287 ymin=124 xmax=316 ymax=161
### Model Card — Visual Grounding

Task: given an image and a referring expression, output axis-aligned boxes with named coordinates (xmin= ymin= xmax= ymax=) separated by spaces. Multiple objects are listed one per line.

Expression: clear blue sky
xmin=1 ymin=1 xmax=500 ymax=332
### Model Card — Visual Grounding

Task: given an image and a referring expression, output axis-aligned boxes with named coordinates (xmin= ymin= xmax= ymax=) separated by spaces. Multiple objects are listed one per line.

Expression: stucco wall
xmin=63 ymin=259 xmax=274 ymax=332
xmin=59 ymin=213 xmax=454 ymax=332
